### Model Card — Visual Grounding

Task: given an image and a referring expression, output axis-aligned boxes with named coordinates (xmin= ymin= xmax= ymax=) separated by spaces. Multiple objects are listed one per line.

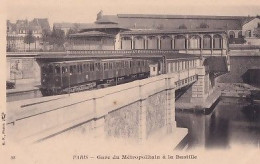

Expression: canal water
xmin=176 ymin=97 xmax=260 ymax=149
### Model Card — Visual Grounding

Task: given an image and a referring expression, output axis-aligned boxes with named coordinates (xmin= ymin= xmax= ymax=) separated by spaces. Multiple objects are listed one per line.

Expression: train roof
xmin=100 ymin=58 xmax=132 ymax=61
xmin=48 ymin=58 xmax=134 ymax=64
xmin=50 ymin=59 xmax=96 ymax=64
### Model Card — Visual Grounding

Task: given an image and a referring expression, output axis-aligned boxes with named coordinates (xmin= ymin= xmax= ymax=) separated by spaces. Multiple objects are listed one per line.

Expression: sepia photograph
xmin=1 ymin=0 xmax=260 ymax=163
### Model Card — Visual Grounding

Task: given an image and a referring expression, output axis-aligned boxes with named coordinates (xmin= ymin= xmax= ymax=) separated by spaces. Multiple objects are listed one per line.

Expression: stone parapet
xmin=7 ymin=73 xmax=179 ymax=144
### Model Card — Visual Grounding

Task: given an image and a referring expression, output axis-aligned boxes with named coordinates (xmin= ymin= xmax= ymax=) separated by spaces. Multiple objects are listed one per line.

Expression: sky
xmin=5 ymin=0 xmax=260 ymax=26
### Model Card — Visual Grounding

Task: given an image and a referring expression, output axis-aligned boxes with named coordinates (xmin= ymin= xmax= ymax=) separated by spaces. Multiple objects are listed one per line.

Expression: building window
xmin=134 ymin=36 xmax=145 ymax=49
xmin=213 ymin=35 xmax=222 ymax=49
xmin=160 ymin=36 xmax=172 ymax=50
xmin=174 ymin=35 xmax=186 ymax=50
xmin=203 ymin=35 xmax=211 ymax=49
xmin=245 ymin=30 xmax=252 ymax=37
xmin=229 ymin=31 xmax=235 ymax=38
xmin=147 ymin=36 xmax=158 ymax=49
xmin=121 ymin=37 xmax=132 ymax=50
xmin=189 ymin=35 xmax=201 ymax=49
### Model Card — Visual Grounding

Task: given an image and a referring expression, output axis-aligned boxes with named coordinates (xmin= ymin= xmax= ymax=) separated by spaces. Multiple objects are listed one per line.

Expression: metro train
xmin=40 ymin=58 xmax=150 ymax=95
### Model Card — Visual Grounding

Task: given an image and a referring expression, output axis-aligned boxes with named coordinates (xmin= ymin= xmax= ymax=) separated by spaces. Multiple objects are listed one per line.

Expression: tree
xmin=41 ymin=29 xmax=52 ymax=51
xmin=42 ymin=29 xmax=51 ymax=43
xmin=49 ymin=28 xmax=65 ymax=51
xmin=24 ymin=30 xmax=35 ymax=51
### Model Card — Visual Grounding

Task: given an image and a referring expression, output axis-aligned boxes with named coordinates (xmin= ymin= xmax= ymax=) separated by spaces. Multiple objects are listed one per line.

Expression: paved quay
xmin=176 ymin=82 xmax=260 ymax=114
xmin=6 ymin=79 xmax=42 ymax=102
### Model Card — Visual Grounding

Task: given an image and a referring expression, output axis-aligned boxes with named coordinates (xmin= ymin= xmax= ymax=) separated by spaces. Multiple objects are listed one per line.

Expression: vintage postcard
xmin=1 ymin=0 xmax=260 ymax=163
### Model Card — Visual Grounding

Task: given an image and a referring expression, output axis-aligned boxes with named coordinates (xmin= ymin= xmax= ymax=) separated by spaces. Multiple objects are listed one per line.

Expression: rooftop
xmin=117 ymin=14 xmax=249 ymax=20
xmin=121 ymin=29 xmax=227 ymax=35
xmin=69 ymin=31 xmax=115 ymax=37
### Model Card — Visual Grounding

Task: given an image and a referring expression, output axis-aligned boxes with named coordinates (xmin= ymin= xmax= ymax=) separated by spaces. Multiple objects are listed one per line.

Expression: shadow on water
xmin=176 ymin=97 xmax=260 ymax=150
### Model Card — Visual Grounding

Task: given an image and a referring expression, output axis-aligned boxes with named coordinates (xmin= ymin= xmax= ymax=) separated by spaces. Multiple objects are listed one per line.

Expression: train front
xmin=40 ymin=63 xmax=62 ymax=96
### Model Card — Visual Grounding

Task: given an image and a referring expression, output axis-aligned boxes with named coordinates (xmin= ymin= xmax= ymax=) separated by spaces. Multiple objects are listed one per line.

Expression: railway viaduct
xmin=5 ymin=50 xmax=219 ymax=149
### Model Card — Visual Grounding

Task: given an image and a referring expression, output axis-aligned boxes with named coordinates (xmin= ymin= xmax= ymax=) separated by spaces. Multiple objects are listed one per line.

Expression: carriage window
xmin=70 ymin=66 xmax=73 ymax=74
xmin=98 ymin=63 xmax=101 ymax=71
xmin=80 ymin=65 xmax=83 ymax=73
xmin=62 ymin=67 xmax=68 ymax=74
xmin=90 ymin=63 xmax=94 ymax=71
xmin=130 ymin=61 xmax=132 ymax=68
xmin=109 ymin=63 xmax=113 ymax=69
xmin=86 ymin=63 xmax=89 ymax=71
xmin=77 ymin=65 xmax=80 ymax=73
xmin=95 ymin=63 xmax=100 ymax=71
xmin=89 ymin=63 xmax=92 ymax=71
xmin=104 ymin=63 xmax=107 ymax=70
xmin=55 ymin=65 xmax=60 ymax=74
xmin=83 ymin=64 xmax=86 ymax=71
xmin=73 ymin=65 xmax=76 ymax=73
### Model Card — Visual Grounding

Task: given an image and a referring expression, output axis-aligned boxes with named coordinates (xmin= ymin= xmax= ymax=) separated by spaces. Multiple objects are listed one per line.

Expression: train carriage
xmin=40 ymin=58 xmax=150 ymax=96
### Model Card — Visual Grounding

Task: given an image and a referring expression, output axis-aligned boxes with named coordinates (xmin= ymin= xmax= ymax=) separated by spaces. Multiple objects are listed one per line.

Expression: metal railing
xmin=67 ymin=49 xmax=179 ymax=55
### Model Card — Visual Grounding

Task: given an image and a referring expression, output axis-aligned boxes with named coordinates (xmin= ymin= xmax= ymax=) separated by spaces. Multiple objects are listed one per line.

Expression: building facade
xmin=7 ymin=18 xmax=51 ymax=52
xmin=67 ymin=11 xmax=229 ymax=57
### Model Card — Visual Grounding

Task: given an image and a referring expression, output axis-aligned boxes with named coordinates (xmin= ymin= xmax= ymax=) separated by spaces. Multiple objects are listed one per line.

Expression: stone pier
xmin=191 ymin=66 xmax=213 ymax=102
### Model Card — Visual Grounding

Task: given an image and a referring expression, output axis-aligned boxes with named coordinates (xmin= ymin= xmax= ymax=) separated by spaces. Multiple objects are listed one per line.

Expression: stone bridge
xmin=7 ymin=73 xmax=187 ymax=146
